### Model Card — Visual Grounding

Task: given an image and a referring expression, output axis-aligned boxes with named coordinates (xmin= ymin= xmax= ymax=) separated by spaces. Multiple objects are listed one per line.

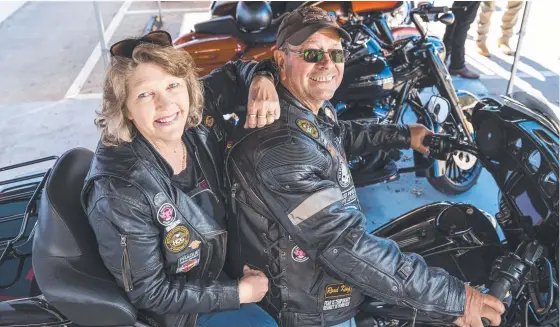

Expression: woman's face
xmin=125 ymin=62 xmax=189 ymax=145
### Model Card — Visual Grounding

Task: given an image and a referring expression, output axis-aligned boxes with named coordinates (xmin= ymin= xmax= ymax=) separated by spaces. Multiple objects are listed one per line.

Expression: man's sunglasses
xmin=110 ymin=30 xmax=173 ymax=58
xmin=283 ymin=48 xmax=350 ymax=64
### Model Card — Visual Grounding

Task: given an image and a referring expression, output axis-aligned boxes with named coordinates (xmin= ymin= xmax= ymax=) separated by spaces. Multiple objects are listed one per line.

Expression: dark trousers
xmin=443 ymin=1 xmax=481 ymax=70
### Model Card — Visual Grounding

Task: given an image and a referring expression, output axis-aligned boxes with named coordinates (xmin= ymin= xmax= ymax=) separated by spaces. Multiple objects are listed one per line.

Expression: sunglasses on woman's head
xmin=110 ymin=30 xmax=173 ymax=58
xmin=283 ymin=48 xmax=349 ymax=64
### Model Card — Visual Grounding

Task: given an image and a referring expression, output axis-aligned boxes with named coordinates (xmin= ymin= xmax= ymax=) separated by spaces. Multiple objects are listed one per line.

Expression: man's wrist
xmin=254 ymin=71 xmax=275 ymax=84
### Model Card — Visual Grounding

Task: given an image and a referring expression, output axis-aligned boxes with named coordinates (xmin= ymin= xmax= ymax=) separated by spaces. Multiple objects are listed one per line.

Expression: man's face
xmin=276 ymin=28 xmax=344 ymax=106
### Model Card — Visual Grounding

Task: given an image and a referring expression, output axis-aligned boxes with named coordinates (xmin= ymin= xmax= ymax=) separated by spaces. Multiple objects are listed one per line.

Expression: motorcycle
xmin=174 ymin=2 xmax=481 ymax=194
xmin=0 ymin=91 xmax=557 ymax=327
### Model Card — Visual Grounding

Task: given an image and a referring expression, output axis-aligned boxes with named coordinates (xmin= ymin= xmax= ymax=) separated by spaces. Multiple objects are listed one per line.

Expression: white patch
xmin=342 ymin=188 xmax=357 ymax=204
xmin=337 ymin=158 xmax=351 ymax=188
xmin=323 ymin=297 xmax=351 ymax=311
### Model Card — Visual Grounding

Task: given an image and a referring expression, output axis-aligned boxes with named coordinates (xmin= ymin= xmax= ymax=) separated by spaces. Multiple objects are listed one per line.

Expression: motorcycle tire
xmin=426 ymin=123 xmax=482 ymax=195
xmin=426 ymin=161 xmax=482 ymax=195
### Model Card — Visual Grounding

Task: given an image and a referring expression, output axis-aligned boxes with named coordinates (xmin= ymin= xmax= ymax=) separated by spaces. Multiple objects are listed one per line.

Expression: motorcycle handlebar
xmin=481 ymin=278 xmax=512 ymax=327
xmin=411 ymin=5 xmax=450 ymax=15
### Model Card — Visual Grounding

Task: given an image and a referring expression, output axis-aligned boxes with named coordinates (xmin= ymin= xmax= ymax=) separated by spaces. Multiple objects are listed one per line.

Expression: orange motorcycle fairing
xmin=174 ymin=33 xmax=246 ymax=76
xmin=351 ymin=1 xmax=402 ymax=14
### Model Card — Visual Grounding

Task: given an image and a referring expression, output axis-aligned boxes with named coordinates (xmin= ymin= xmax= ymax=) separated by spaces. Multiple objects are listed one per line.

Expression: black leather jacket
xmin=226 ymin=86 xmax=466 ymax=327
xmin=81 ymin=60 xmax=272 ymax=327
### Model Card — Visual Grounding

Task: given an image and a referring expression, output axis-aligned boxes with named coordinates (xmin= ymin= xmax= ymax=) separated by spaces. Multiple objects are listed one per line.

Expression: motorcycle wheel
xmin=427 ymin=124 xmax=482 ymax=195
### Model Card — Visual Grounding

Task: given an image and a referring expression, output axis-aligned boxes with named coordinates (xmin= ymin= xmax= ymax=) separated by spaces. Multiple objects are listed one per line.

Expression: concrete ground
xmin=0 ymin=0 xmax=558 ymax=296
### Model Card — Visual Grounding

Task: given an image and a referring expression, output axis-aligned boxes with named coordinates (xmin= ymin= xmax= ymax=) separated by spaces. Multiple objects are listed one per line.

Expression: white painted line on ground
xmin=64 ymin=0 xmax=132 ymax=99
xmin=479 ymin=71 xmax=559 ymax=80
xmin=0 ymin=1 xmax=26 ymax=25
xmin=125 ymin=8 xmax=208 ymax=15
xmin=180 ymin=11 xmax=211 ymax=36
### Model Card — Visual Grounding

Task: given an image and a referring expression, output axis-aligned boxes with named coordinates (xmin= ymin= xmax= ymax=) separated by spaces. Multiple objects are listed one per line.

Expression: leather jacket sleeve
xmin=338 ymin=120 xmax=411 ymax=157
xmin=87 ymin=181 xmax=240 ymax=315
xmin=244 ymin=137 xmax=466 ymax=320
xmin=200 ymin=59 xmax=276 ymax=120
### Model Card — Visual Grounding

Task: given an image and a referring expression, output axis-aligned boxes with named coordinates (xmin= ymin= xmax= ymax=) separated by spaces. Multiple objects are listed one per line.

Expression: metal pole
xmin=157 ymin=0 xmax=163 ymax=22
xmin=93 ymin=1 xmax=109 ymax=68
xmin=507 ymin=1 xmax=532 ymax=95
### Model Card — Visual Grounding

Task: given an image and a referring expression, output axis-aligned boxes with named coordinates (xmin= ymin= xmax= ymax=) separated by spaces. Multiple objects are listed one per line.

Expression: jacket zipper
xmin=120 ymin=234 xmax=134 ymax=292
xmin=230 ymin=183 xmax=238 ymax=214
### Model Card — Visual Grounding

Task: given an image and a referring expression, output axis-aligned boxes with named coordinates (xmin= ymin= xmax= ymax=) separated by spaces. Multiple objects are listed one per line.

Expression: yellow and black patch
xmin=296 ymin=119 xmax=319 ymax=139
xmin=164 ymin=225 xmax=190 ymax=253
xmin=204 ymin=115 xmax=215 ymax=128
xmin=325 ymin=283 xmax=353 ymax=299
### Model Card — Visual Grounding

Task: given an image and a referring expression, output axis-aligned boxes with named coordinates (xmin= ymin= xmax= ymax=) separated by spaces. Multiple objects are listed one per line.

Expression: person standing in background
xmin=476 ymin=1 xmax=523 ymax=56
xmin=443 ymin=1 xmax=481 ymax=79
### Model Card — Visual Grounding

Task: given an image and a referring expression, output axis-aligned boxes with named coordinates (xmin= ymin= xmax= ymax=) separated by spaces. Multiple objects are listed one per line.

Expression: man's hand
xmin=238 ymin=265 xmax=269 ymax=304
xmin=409 ymin=123 xmax=432 ymax=154
xmin=454 ymin=285 xmax=506 ymax=327
xmin=246 ymin=75 xmax=281 ymax=128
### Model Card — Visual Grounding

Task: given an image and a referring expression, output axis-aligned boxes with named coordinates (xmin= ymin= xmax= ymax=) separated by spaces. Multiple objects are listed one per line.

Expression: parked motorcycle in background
xmin=174 ymin=1 xmax=482 ymax=195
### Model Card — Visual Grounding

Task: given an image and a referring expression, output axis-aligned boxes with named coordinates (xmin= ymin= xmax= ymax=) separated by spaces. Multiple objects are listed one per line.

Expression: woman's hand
xmin=238 ymin=265 xmax=269 ymax=304
xmin=246 ymin=76 xmax=281 ymax=128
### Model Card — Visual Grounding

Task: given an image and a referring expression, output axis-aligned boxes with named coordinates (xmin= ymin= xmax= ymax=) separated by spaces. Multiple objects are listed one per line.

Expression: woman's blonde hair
xmin=95 ymin=43 xmax=204 ymax=146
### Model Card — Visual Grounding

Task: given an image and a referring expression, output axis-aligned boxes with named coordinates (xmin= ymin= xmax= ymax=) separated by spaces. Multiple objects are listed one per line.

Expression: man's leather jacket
xmin=226 ymin=85 xmax=466 ymax=327
xmin=81 ymin=60 xmax=272 ymax=327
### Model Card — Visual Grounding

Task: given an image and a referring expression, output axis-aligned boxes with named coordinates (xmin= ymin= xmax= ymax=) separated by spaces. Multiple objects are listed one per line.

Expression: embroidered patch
xmin=337 ymin=158 xmax=351 ymax=188
xmin=164 ymin=225 xmax=190 ymax=253
xmin=157 ymin=203 xmax=177 ymax=226
xmin=176 ymin=249 xmax=200 ymax=273
xmin=153 ymin=192 xmax=167 ymax=207
xmin=342 ymin=188 xmax=357 ymax=205
xmin=226 ymin=140 xmax=233 ymax=149
xmin=324 ymin=107 xmax=336 ymax=122
xmin=325 ymin=283 xmax=353 ymax=299
xmin=188 ymin=240 xmax=201 ymax=249
xmin=204 ymin=115 xmax=215 ymax=128
xmin=296 ymin=119 xmax=319 ymax=139
xmin=323 ymin=297 xmax=351 ymax=311
xmin=291 ymin=245 xmax=309 ymax=263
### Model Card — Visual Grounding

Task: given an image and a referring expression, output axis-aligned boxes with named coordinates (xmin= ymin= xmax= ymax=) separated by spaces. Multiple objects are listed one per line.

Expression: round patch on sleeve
xmin=204 ymin=115 xmax=215 ymax=128
xmin=165 ymin=225 xmax=190 ymax=253
xmin=157 ymin=203 xmax=177 ymax=226
xmin=296 ymin=119 xmax=319 ymax=139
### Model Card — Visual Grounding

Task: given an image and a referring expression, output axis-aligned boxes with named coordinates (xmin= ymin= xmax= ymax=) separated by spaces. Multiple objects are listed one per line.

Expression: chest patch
xmin=164 ymin=225 xmax=190 ymax=253
xmin=291 ymin=245 xmax=309 ymax=263
xmin=324 ymin=107 xmax=336 ymax=122
xmin=296 ymin=119 xmax=319 ymax=139
xmin=176 ymin=248 xmax=201 ymax=273
xmin=204 ymin=115 xmax=215 ymax=128
xmin=337 ymin=157 xmax=351 ymax=188
xmin=157 ymin=203 xmax=177 ymax=227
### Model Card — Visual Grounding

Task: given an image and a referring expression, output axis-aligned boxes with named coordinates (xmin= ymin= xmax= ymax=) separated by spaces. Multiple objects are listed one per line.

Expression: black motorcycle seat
xmin=194 ymin=13 xmax=286 ymax=45
xmin=510 ymin=91 xmax=560 ymax=127
xmin=32 ymin=148 xmax=137 ymax=326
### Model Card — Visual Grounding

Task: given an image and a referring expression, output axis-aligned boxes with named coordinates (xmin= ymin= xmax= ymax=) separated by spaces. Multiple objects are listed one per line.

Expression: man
xmin=443 ymin=1 xmax=481 ymax=79
xmin=226 ymin=6 xmax=505 ymax=327
xmin=477 ymin=1 xmax=523 ymax=56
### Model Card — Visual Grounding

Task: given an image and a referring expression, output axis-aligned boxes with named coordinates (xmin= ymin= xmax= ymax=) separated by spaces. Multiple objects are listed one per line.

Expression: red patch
xmin=157 ymin=203 xmax=177 ymax=226
xmin=291 ymin=245 xmax=309 ymax=263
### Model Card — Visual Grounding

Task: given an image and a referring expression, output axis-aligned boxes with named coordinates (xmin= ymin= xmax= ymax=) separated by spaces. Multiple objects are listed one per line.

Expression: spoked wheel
xmin=427 ymin=125 xmax=482 ymax=195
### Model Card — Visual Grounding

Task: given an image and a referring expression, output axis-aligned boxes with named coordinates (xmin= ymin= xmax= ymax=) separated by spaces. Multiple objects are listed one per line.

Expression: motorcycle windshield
xmin=503 ymin=93 xmax=560 ymax=136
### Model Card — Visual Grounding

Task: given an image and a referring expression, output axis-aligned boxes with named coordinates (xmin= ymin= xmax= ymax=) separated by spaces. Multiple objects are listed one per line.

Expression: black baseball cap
xmin=276 ymin=6 xmax=351 ymax=48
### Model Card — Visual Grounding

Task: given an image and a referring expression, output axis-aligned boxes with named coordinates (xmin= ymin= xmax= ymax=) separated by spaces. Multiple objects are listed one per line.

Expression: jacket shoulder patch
xmin=296 ymin=119 xmax=319 ymax=139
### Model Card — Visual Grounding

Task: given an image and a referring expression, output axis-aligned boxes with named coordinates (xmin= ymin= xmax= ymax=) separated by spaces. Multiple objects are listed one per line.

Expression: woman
xmin=81 ymin=30 xmax=279 ymax=327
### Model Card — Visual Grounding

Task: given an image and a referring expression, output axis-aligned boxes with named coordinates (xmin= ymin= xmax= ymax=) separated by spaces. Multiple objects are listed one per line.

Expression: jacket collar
xmin=277 ymin=83 xmax=335 ymax=126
